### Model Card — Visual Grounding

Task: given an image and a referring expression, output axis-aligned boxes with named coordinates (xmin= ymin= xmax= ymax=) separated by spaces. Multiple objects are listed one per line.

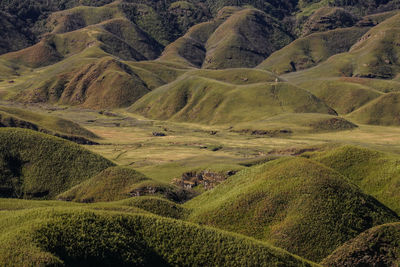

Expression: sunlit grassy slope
xmin=129 ymin=72 xmax=336 ymax=124
xmin=306 ymin=145 xmax=400 ymax=214
xmin=185 ymin=156 xmax=399 ymax=262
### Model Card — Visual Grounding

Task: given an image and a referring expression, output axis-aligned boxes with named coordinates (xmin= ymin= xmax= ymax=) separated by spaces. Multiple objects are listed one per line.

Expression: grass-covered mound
xmin=116 ymin=196 xmax=188 ymax=219
xmin=0 ymin=208 xmax=318 ymax=266
xmin=233 ymin=113 xmax=357 ymax=135
xmin=0 ymin=105 xmax=97 ymax=143
xmin=346 ymin=92 xmax=400 ymax=126
xmin=57 ymin=167 xmax=149 ymax=203
xmin=58 ymin=166 xmax=195 ymax=203
xmin=0 ymin=128 xmax=113 ymax=199
xmin=306 ymin=145 xmax=400 ymax=214
xmin=322 ymin=223 xmax=400 ymax=267
xmin=185 ymin=157 xmax=399 ymax=262
xmin=129 ymin=74 xmax=336 ymax=124
xmin=258 ymin=27 xmax=369 ymax=75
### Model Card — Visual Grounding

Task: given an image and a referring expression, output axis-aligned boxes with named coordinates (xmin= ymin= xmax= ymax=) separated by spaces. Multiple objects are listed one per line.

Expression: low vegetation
xmin=0 ymin=128 xmax=113 ymax=199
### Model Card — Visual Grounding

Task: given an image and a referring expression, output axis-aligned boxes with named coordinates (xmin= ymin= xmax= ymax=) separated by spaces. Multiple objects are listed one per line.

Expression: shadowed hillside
xmin=0 ymin=128 xmax=113 ymax=199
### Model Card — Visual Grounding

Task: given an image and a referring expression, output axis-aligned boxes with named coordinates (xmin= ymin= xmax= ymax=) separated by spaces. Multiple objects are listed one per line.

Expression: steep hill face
xmin=185 ymin=156 xmax=399 ymax=262
xmin=160 ymin=7 xmax=293 ymax=69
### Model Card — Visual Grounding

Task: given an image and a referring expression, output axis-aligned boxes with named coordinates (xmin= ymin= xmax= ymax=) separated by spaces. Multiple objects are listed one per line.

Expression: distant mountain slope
xmin=258 ymin=27 xmax=369 ymax=74
xmin=185 ymin=156 xmax=399 ymax=262
xmin=283 ymin=11 xmax=400 ymax=80
xmin=160 ymin=7 xmax=293 ymax=69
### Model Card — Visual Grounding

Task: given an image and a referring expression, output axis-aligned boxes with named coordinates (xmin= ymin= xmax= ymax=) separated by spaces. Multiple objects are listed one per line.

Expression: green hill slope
xmin=0 ymin=105 xmax=97 ymax=143
xmin=322 ymin=222 xmax=400 ymax=266
xmin=129 ymin=73 xmax=336 ymax=124
xmin=160 ymin=7 xmax=293 ymax=69
xmin=202 ymin=8 xmax=292 ymax=69
xmin=295 ymin=79 xmax=383 ymax=114
xmin=232 ymin=113 xmax=357 ymax=135
xmin=185 ymin=157 xmax=399 ymax=262
xmin=57 ymin=166 xmax=194 ymax=203
xmin=306 ymin=145 xmax=400 ymax=214
xmin=258 ymin=27 xmax=369 ymax=75
xmin=0 ymin=128 xmax=113 ymax=199
xmin=283 ymin=11 xmax=400 ymax=80
xmin=346 ymin=92 xmax=400 ymax=126
xmin=0 ymin=208 xmax=318 ymax=266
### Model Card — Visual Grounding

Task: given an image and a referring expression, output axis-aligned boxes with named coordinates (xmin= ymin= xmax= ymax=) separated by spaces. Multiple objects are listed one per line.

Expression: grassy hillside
xmin=347 ymin=92 xmax=400 ymax=126
xmin=185 ymin=156 xmax=399 ymax=262
xmin=322 ymin=222 xmax=400 ymax=266
xmin=203 ymin=8 xmax=293 ymax=69
xmin=0 ymin=128 xmax=113 ymax=199
xmin=160 ymin=7 xmax=293 ymax=69
xmin=258 ymin=27 xmax=369 ymax=74
xmin=283 ymin=11 xmax=400 ymax=81
xmin=0 ymin=105 xmax=97 ymax=143
xmin=0 ymin=208 xmax=318 ymax=266
xmin=57 ymin=166 xmax=194 ymax=203
xmin=129 ymin=73 xmax=336 ymax=124
xmin=295 ymin=79 xmax=383 ymax=114
xmin=232 ymin=113 xmax=357 ymax=135
xmin=301 ymin=7 xmax=359 ymax=36
xmin=306 ymin=145 xmax=400 ymax=214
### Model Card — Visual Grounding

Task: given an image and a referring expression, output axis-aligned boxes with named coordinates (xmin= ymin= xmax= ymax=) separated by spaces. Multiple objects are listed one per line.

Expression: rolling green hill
xmin=185 ymin=156 xmax=399 ymax=262
xmin=322 ymin=222 xmax=400 ymax=266
xmin=0 ymin=105 xmax=97 ymax=143
xmin=0 ymin=128 xmax=113 ymax=199
xmin=129 ymin=72 xmax=336 ymax=124
xmin=0 ymin=208 xmax=318 ymax=266
xmin=258 ymin=27 xmax=369 ymax=74
xmin=57 ymin=166 xmax=194 ymax=203
xmin=306 ymin=145 xmax=400 ymax=214
xmin=346 ymin=92 xmax=400 ymax=126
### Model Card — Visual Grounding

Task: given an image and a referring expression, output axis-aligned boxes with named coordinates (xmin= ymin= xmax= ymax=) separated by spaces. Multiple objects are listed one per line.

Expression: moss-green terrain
xmin=2 ymin=0 xmax=400 ymax=266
